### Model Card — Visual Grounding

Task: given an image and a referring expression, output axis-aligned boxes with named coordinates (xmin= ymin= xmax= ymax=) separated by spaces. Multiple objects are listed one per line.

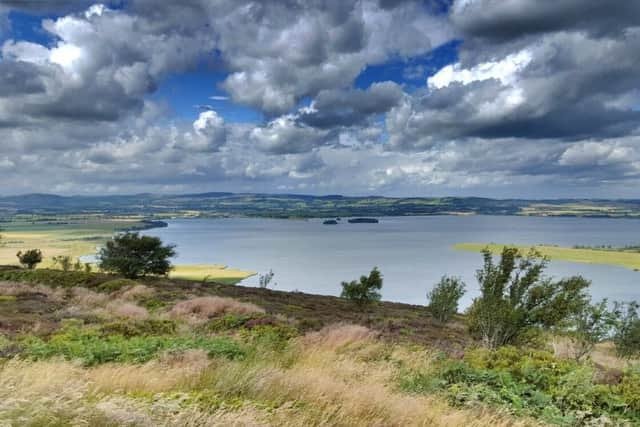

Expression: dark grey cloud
xmin=298 ymin=82 xmax=403 ymax=129
xmin=452 ymin=0 xmax=640 ymax=41
xmin=0 ymin=61 xmax=45 ymax=96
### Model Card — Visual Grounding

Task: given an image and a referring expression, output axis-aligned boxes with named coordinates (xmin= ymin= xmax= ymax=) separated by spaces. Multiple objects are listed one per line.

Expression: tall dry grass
xmin=0 ymin=324 xmax=539 ymax=426
xmin=169 ymin=296 xmax=265 ymax=324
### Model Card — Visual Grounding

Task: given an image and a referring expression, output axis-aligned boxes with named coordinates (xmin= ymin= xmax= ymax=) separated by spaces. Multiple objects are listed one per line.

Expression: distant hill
xmin=1 ymin=192 xmax=640 ymax=218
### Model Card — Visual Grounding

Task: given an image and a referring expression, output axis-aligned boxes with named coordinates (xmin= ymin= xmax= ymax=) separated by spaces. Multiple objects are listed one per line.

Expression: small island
xmin=347 ymin=217 xmax=379 ymax=224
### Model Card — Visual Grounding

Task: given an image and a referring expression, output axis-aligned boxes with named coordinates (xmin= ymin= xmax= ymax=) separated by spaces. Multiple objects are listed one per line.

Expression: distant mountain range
xmin=1 ymin=192 xmax=640 ymax=218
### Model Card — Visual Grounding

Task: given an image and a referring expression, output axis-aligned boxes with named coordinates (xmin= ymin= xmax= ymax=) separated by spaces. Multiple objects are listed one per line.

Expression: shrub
xmin=613 ymin=301 xmax=640 ymax=358
xmin=100 ymin=319 xmax=177 ymax=337
xmin=398 ymin=346 xmax=639 ymax=425
xmin=52 ymin=255 xmax=72 ymax=272
xmin=169 ymin=296 xmax=265 ymax=324
xmin=97 ymin=232 xmax=176 ymax=279
xmin=258 ymin=269 xmax=276 ymax=288
xmin=466 ymin=247 xmax=590 ymax=348
xmin=204 ymin=313 xmax=255 ymax=332
xmin=16 ymin=249 xmax=43 ymax=269
xmin=427 ymin=276 xmax=465 ymax=323
xmin=565 ymin=299 xmax=617 ymax=361
xmin=97 ymin=278 xmax=140 ymax=293
xmin=340 ymin=267 xmax=383 ymax=308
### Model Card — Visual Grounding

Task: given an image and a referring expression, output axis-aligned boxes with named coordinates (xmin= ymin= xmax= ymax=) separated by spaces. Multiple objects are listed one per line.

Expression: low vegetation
xmin=1 ymin=240 xmax=639 ymax=426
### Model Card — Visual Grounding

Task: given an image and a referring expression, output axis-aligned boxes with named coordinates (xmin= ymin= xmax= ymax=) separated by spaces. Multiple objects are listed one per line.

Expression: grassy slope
xmin=454 ymin=242 xmax=640 ymax=271
xmin=0 ymin=269 xmax=517 ymax=427
xmin=2 ymin=269 xmax=639 ymax=425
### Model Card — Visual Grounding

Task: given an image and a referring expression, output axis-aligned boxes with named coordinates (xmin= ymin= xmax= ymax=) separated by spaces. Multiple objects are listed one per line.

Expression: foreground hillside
xmin=0 ymin=268 xmax=639 ymax=426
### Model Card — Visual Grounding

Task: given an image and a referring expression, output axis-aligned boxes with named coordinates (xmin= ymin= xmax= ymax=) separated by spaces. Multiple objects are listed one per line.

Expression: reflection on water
xmin=142 ymin=216 xmax=640 ymax=307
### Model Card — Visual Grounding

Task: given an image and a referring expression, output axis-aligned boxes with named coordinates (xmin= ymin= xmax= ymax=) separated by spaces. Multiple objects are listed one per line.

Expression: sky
xmin=0 ymin=0 xmax=639 ymax=198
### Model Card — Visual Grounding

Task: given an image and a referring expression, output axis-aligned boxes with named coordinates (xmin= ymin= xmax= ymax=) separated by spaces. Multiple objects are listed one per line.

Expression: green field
xmin=453 ymin=242 xmax=640 ymax=271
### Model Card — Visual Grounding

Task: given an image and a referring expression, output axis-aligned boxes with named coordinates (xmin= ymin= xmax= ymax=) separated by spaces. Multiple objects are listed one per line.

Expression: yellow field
xmin=0 ymin=226 xmax=116 ymax=267
xmin=453 ymin=242 xmax=640 ymax=271
xmin=0 ymin=220 xmax=255 ymax=283
xmin=170 ymin=264 xmax=255 ymax=284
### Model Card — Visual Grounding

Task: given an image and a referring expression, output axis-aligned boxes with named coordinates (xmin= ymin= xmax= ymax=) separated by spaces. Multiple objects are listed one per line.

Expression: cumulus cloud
xmin=451 ymin=0 xmax=640 ymax=41
xmin=1 ymin=0 xmax=640 ymax=198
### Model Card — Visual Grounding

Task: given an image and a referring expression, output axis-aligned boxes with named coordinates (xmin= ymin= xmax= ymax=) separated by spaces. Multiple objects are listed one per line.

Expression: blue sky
xmin=0 ymin=1 xmax=639 ymax=198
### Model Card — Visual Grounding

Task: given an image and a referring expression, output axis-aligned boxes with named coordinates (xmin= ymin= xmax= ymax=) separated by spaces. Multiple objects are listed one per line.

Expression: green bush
xmin=98 ymin=232 xmax=176 ymax=279
xmin=99 ymin=319 xmax=177 ymax=337
xmin=204 ymin=314 xmax=255 ymax=332
xmin=340 ymin=267 xmax=383 ymax=308
xmin=427 ymin=276 xmax=465 ymax=323
xmin=16 ymin=249 xmax=43 ymax=269
xmin=398 ymin=346 xmax=639 ymax=425
xmin=20 ymin=321 xmax=245 ymax=366
xmin=466 ymin=247 xmax=590 ymax=348
xmin=97 ymin=278 xmax=139 ymax=293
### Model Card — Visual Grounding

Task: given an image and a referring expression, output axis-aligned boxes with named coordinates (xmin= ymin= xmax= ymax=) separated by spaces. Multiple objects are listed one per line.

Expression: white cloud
xmin=427 ymin=50 xmax=532 ymax=89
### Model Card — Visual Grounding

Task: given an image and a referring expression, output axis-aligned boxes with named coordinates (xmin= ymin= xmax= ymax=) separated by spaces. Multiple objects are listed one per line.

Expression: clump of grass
xmin=302 ymin=323 xmax=378 ymax=350
xmin=169 ymin=296 xmax=265 ymax=324
xmin=119 ymin=284 xmax=154 ymax=301
xmin=0 ymin=281 xmax=62 ymax=300
xmin=97 ymin=278 xmax=140 ymax=293
xmin=105 ymin=301 xmax=149 ymax=320
xmin=99 ymin=319 xmax=177 ymax=337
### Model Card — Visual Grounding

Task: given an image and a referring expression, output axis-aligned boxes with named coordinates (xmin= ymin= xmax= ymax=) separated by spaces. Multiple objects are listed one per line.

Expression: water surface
xmin=143 ymin=216 xmax=640 ymax=308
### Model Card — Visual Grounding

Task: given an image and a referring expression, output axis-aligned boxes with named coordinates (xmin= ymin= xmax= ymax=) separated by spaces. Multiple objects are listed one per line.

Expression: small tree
xmin=427 ymin=276 xmax=466 ymax=323
xmin=613 ymin=301 xmax=640 ymax=358
xmin=259 ymin=269 xmax=276 ymax=288
xmin=97 ymin=232 xmax=176 ymax=279
xmin=566 ymin=299 xmax=617 ymax=361
xmin=52 ymin=255 xmax=72 ymax=272
xmin=341 ymin=267 xmax=383 ymax=308
xmin=17 ymin=249 xmax=43 ymax=269
xmin=466 ymin=247 xmax=590 ymax=348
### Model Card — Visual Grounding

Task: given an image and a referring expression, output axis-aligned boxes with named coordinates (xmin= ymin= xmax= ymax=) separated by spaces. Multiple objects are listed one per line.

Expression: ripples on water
xmin=143 ymin=216 xmax=640 ymax=307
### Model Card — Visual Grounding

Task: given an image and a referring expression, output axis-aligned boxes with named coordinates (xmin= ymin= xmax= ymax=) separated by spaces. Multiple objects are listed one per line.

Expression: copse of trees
xmin=341 ymin=267 xmax=383 ymax=308
xmin=16 ymin=249 xmax=43 ymax=270
xmin=466 ymin=247 xmax=590 ymax=349
xmin=97 ymin=232 xmax=176 ymax=279
xmin=427 ymin=276 xmax=466 ymax=323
